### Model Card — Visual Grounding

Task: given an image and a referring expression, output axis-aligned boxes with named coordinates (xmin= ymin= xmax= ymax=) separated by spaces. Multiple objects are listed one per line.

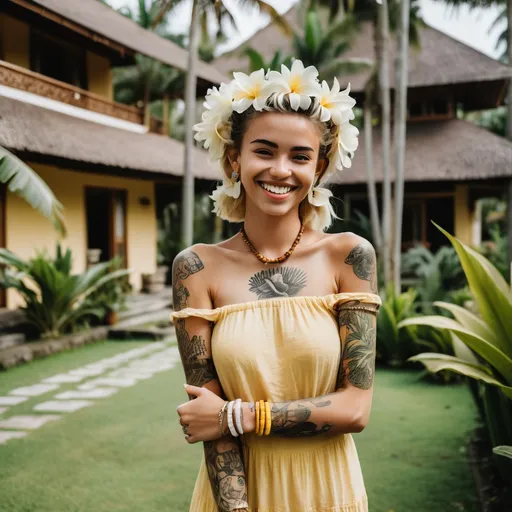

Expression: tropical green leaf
xmin=0 ymin=147 xmax=66 ymax=237
xmin=244 ymin=47 xmax=266 ymax=73
xmin=305 ymin=9 xmax=322 ymax=54
xmin=435 ymin=223 xmax=512 ymax=353
xmin=434 ymin=301 xmax=501 ymax=350
xmin=407 ymin=352 xmax=512 ymax=399
xmin=451 ymin=332 xmax=479 ymax=364
xmin=321 ymin=58 xmax=372 ymax=78
xmin=399 ymin=315 xmax=512 ymax=385
xmin=493 ymin=445 xmax=512 ymax=459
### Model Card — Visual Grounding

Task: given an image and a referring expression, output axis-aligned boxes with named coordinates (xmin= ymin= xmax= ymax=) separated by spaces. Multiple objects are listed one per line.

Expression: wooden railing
xmin=0 ymin=60 xmax=144 ymax=125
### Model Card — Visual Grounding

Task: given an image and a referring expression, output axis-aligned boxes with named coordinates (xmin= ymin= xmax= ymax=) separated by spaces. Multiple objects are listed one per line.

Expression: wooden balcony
xmin=0 ymin=60 xmax=143 ymax=125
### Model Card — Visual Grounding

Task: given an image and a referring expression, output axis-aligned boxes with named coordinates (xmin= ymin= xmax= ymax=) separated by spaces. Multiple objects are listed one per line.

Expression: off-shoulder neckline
xmin=172 ymin=292 xmax=381 ymax=318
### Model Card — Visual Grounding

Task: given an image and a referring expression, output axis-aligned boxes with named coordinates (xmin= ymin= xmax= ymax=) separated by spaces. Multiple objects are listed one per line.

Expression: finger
xmin=179 ymin=417 xmax=185 ymax=426
xmin=184 ymin=384 xmax=203 ymax=397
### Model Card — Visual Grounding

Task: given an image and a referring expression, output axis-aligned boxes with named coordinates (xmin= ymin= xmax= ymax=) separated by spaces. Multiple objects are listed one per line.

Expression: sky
xmin=108 ymin=0 xmax=505 ymax=60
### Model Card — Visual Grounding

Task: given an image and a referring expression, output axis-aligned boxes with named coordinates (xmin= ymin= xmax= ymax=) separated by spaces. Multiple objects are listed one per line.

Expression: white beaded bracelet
xmin=234 ymin=398 xmax=244 ymax=435
xmin=227 ymin=400 xmax=238 ymax=437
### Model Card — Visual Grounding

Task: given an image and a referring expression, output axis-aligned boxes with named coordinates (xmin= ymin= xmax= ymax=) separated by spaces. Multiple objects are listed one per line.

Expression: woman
xmin=171 ymin=60 xmax=381 ymax=512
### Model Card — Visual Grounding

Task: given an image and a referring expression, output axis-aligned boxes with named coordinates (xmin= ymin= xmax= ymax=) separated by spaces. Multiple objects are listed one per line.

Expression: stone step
xmin=118 ymin=298 xmax=171 ymax=321
xmin=108 ymin=326 xmax=172 ymax=341
xmin=0 ymin=309 xmax=28 ymax=332
xmin=0 ymin=333 xmax=25 ymax=350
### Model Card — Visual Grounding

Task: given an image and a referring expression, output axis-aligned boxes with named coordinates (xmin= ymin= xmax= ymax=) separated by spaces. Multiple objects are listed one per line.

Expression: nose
xmin=268 ymin=158 xmax=292 ymax=179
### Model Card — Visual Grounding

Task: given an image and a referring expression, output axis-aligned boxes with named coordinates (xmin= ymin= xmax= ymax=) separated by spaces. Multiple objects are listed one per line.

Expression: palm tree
xmin=292 ymin=8 xmax=371 ymax=81
xmin=243 ymin=47 xmax=293 ymax=73
xmin=489 ymin=5 xmax=509 ymax=61
xmin=0 ymin=146 xmax=66 ymax=236
xmin=393 ymin=0 xmax=411 ymax=296
xmin=155 ymin=0 xmax=291 ymax=248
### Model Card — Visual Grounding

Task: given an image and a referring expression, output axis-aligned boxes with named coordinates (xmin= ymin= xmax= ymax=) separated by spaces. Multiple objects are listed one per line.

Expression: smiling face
xmin=230 ymin=112 xmax=326 ymax=219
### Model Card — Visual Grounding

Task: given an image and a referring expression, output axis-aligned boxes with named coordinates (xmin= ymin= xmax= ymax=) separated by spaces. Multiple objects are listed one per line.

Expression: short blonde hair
xmin=213 ymin=94 xmax=339 ymax=231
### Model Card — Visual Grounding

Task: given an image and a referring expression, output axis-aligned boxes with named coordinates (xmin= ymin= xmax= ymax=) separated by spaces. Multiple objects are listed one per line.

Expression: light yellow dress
xmin=172 ymin=292 xmax=381 ymax=512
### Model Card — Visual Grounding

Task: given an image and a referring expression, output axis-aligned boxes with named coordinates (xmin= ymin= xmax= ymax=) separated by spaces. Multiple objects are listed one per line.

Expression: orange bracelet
xmin=258 ymin=400 xmax=266 ymax=436
xmin=264 ymin=401 xmax=272 ymax=435
xmin=255 ymin=401 xmax=260 ymax=435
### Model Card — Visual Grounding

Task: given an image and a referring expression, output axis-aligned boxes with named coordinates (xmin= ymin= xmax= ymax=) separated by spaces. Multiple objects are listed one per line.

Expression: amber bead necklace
xmin=240 ymin=222 xmax=305 ymax=265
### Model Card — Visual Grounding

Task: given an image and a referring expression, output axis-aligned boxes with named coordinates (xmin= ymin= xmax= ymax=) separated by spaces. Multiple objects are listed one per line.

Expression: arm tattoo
xmin=270 ymin=397 xmax=333 ymax=437
xmin=336 ymin=302 xmax=378 ymax=390
xmin=204 ymin=440 xmax=248 ymax=510
xmin=172 ymin=250 xmax=216 ymax=386
xmin=344 ymin=242 xmax=378 ymax=293
xmin=172 ymin=251 xmax=248 ymax=511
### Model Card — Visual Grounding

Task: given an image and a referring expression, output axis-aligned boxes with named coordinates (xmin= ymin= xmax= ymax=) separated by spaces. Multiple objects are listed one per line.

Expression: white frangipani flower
xmin=203 ymin=82 xmax=234 ymax=121
xmin=318 ymin=79 xmax=356 ymax=124
xmin=193 ymin=113 xmax=230 ymax=161
xmin=266 ymin=60 xmax=321 ymax=111
xmin=232 ymin=69 xmax=273 ymax=113
xmin=335 ymin=120 xmax=359 ymax=170
xmin=308 ymin=185 xmax=333 ymax=207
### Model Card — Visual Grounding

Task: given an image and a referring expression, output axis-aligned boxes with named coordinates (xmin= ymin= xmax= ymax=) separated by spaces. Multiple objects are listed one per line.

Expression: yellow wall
xmin=454 ymin=184 xmax=473 ymax=245
xmin=5 ymin=164 xmax=157 ymax=308
xmin=0 ymin=14 xmax=30 ymax=68
xmin=87 ymin=51 xmax=113 ymax=100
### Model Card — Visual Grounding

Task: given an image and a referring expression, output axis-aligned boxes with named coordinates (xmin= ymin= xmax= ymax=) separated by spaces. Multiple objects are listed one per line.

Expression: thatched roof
xmin=215 ymin=5 xmax=511 ymax=108
xmin=0 ymin=96 xmax=218 ymax=180
xmin=330 ymin=119 xmax=512 ymax=185
xmin=17 ymin=0 xmax=227 ymax=85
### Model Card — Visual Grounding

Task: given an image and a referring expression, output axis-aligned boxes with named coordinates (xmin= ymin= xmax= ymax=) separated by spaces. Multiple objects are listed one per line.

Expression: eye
xmin=255 ymin=149 xmax=273 ymax=156
xmin=293 ymin=154 xmax=311 ymax=162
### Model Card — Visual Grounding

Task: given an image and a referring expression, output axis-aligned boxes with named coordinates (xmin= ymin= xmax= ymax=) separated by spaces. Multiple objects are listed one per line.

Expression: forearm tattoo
xmin=336 ymin=301 xmax=378 ymax=390
xmin=270 ymin=397 xmax=333 ymax=437
xmin=204 ymin=439 xmax=249 ymax=511
xmin=344 ymin=241 xmax=378 ymax=293
xmin=172 ymin=251 xmax=248 ymax=511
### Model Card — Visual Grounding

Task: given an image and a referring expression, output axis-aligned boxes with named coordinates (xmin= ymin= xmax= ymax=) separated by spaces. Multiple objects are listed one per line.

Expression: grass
xmin=0 ymin=342 xmax=478 ymax=512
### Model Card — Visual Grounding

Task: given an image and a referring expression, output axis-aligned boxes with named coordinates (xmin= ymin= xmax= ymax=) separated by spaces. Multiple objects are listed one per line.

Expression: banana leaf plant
xmin=398 ymin=224 xmax=512 ymax=399
xmin=0 ymin=146 xmax=66 ymax=237
xmin=0 ymin=247 xmax=132 ymax=338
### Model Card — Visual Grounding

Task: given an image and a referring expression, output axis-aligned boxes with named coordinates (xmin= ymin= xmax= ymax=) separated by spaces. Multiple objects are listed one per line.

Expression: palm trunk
xmin=364 ymin=94 xmax=382 ymax=253
xmin=392 ymin=0 xmax=410 ymax=296
xmin=376 ymin=0 xmax=392 ymax=286
xmin=181 ymin=0 xmax=201 ymax=248
xmin=163 ymin=94 xmax=170 ymax=136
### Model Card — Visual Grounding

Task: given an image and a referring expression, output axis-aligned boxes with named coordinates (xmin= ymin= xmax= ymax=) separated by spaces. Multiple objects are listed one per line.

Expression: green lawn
xmin=0 ymin=341 xmax=478 ymax=512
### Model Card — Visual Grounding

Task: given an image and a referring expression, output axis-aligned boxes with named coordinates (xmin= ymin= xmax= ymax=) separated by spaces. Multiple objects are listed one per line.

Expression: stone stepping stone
xmin=0 ymin=431 xmax=28 ymax=444
xmin=54 ymin=388 xmax=118 ymax=400
xmin=9 ymin=384 xmax=59 ymax=397
xmin=42 ymin=374 xmax=86 ymax=384
xmin=34 ymin=400 xmax=93 ymax=413
xmin=0 ymin=407 xmax=8 ymax=415
xmin=108 ymin=371 xmax=154 ymax=381
xmin=68 ymin=367 xmax=105 ymax=377
xmin=0 ymin=396 xmax=28 ymax=406
xmin=77 ymin=377 xmax=137 ymax=390
xmin=0 ymin=415 xmax=60 ymax=430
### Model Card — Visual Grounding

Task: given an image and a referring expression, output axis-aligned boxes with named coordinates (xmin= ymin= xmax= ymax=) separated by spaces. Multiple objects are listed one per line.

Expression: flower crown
xmin=193 ymin=60 xmax=359 ymax=213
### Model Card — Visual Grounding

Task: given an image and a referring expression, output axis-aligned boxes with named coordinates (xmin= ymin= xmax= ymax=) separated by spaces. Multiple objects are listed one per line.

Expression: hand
xmin=177 ymin=384 xmax=225 ymax=444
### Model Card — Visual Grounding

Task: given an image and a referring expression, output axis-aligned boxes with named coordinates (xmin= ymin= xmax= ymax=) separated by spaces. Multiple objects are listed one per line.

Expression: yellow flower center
xmin=249 ymin=84 xmax=261 ymax=99
xmin=289 ymin=76 xmax=302 ymax=93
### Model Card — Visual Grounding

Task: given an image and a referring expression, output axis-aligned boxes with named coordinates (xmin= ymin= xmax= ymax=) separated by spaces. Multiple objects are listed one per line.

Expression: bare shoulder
xmin=327 ymin=232 xmax=378 ymax=294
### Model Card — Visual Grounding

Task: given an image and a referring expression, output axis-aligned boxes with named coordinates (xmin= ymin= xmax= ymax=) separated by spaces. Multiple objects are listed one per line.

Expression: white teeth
xmin=260 ymin=183 xmax=292 ymax=195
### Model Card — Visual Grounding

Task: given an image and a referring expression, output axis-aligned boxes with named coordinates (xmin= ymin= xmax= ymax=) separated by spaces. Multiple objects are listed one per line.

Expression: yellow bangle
xmin=264 ymin=401 xmax=271 ymax=435
xmin=258 ymin=400 xmax=265 ymax=436
xmin=255 ymin=401 xmax=260 ymax=435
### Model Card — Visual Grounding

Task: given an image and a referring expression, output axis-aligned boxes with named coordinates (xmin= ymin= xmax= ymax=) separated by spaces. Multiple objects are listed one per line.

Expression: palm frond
xmin=0 ymin=146 xmax=66 ymax=237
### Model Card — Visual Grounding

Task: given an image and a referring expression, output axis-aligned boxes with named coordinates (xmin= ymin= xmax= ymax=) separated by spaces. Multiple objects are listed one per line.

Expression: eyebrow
xmin=250 ymin=139 xmax=315 ymax=152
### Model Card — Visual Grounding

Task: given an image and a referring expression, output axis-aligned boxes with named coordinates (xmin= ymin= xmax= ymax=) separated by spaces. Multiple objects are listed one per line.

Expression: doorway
xmin=85 ymin=187 xmax=127 ymax=266
xmin=0 ymin=184 xmax=5 ymax=307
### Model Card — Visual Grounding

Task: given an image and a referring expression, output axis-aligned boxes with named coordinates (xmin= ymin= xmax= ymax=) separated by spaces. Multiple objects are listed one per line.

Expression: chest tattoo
xmin=248 ymin=266 xmax=307 ymax=300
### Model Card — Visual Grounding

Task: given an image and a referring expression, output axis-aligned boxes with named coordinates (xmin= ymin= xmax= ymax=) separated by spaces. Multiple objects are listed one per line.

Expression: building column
xmin=454 ymin=184 xmax=472 ymax=245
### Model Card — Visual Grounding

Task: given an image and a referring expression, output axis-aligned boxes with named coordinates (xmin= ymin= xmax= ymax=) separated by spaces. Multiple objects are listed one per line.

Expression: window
xmin=30 ymin=30 xmax=87 ymax=89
